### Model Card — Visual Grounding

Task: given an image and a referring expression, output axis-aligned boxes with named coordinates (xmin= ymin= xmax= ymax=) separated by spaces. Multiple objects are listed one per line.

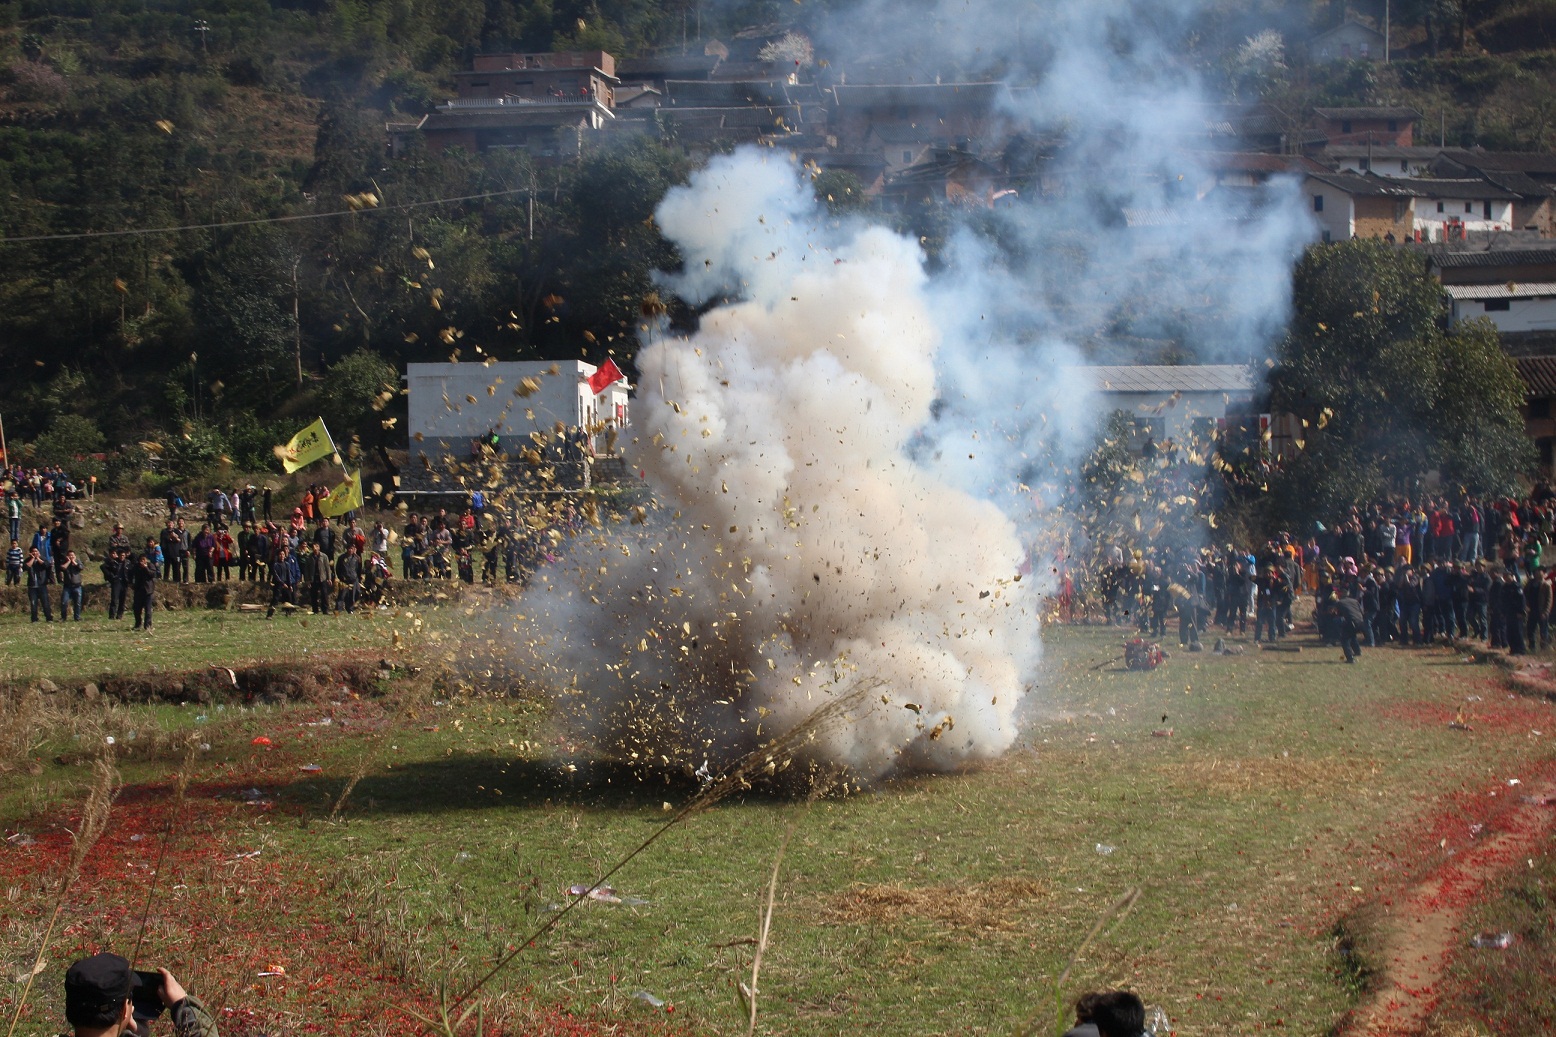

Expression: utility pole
xmin=292 ymin=259 xmax=303 ymax=388
xmin=193 ymin=19 xmax=209 ymax=54
xmin=1384 ymin=0 xmax=1390 ymax=63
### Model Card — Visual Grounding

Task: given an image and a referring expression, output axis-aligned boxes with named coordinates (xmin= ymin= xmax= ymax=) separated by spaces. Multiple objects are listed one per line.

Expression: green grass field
xmin=2 ymin=621 xmax=1554 ymax=1036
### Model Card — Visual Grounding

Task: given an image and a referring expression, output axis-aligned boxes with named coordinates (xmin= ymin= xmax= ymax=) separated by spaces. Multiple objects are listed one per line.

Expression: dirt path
xmin=1341 ymin=772 xmax=1556 ymax=1036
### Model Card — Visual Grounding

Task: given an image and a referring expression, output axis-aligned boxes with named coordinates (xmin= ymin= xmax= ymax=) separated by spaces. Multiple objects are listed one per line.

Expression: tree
xmin=1269 ymin=240 xmax=1531 ymax=523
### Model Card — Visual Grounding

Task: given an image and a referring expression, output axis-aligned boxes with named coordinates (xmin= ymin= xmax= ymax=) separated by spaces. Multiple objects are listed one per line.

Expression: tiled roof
xmin=1305 ymin=171 xmax=1419 ymax=197
xmin=1516 ymin=357 xmax=1556 ymax=397
xmin=1314 ymin=106 xmax=1422 ymax=121
xmin=1080 ymin=365 xmax=1255 ymax=393
xmin=1444 ymin=282 xmax=1556 ymax=300
xmin=1197 ymin=151 xmax=1329 ymax=174
xmin=1392 ymin=176 xmax=1522 ymax=201
xmin=1428 ymin=248 xmax=1556 ymax=269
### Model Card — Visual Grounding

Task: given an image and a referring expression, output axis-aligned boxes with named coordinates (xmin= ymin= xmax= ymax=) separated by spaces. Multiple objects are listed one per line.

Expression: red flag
xmin=587 ymin=358 xmax=624 ymax=395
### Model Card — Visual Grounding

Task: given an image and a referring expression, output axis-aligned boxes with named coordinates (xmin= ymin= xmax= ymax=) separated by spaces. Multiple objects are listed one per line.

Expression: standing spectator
xmin=244 ymin=522 xmax=269 ymax=582
xmin=1502 ymin=572 xmax=1528 ymax=655
xmin=25 ymin=546 xmax=52 ymax=622
xmin=470 ymin=488 xmax=486 ymax=530
xmin=266 ymin=545 xmax=296 ymax=618
xmin=192 ymin=523 xmax=216 ymax=583
xmin=214 ymin=524 xmax=235 ymax=581
xmin=48 ymin=518 xmax=70 ymax=577
xmin=131 ymin=549 xmax=158 ymax=631
xmin=312 ymin=515 xmax=336 ymax=560
xmin=5 ymin=537 xmax=22 ymax=586
xmin=1526 ymin=568 xmax=1552 ymax=652
xmin=1254 ymin=564 xmax=1285 ymax=643
xmin=166 ymin=487 xmax=182 ymax=520
xmin=106 ymin=522 xmax=130 ymax=556
xmin=335 ymin=542 xmax=362 ymax=614
xmin=58 ymin=549 xmax=84 ymax=621
xmin=30 ymin=522 xmax=52 ymax=570
xmin=305 ymin=542 xmax=332 ymax=615
xmin=102 ymin=548 xmax=130 ymax=620
xmin=158 ymin=520 xmax=177 ymax=582
xmin=174 ymin=517 xmax=190 ymax=582
xmin=1448 ymin=562 xmax=1470 ymax=639
xmin=5 ymin=488 xmax=20 ymax=544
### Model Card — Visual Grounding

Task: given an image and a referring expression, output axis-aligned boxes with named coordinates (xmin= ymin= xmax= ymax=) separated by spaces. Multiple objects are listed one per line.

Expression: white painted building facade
xmin=406 ymin=360 xmax=630 ymax=462
xmin=1444 ymin=283 xmax=1556 ymax=334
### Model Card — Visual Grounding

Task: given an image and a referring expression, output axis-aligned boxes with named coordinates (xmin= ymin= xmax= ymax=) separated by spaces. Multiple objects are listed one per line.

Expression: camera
xmin=131 ymin=971 xmax=166 ymax=1023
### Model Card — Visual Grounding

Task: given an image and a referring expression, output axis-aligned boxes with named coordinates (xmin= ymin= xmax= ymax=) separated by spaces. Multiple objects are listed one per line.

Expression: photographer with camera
xmin=63 ymin=953 xmax=217 ymax=1037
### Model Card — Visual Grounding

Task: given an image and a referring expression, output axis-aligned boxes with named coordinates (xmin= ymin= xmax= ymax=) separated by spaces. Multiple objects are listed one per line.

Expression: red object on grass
xmin=252 ymin=736 xmax=273 ymax=746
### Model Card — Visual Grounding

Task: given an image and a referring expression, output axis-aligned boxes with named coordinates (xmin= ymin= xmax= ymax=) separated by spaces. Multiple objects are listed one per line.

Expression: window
xmin=1387 ymin=119 xmax=1398 ymax=132
xmin=1360 ymin=158 xmax=1371 ymax=171
xmin=1530 ymin=399 xmax=1552 ymax=420
xmin=1485 ymin=201 xmax=1493 ymax=219
xmin=1435 ymin=201 xmax=1444 ymax=213
xmin=1360 ymin=44 xmax=1370 ymax=57
xmin=1322 ymin=230 xmax=1332 ymax=242
xmin=1484 ymin=299 xmax=1511 ymax=311
xmin=1341 ymin=119 xmax=1353 ymax=133
xmin=1465 ymin=202 xmax=1474 ymax=214
xmin=903 ymin=150 xmax=912 ymax=163
xmin=1401 ymin=160 xmax=1409 ymax=172
xmin=1313 ymin=194 xmax=1324 ymax=212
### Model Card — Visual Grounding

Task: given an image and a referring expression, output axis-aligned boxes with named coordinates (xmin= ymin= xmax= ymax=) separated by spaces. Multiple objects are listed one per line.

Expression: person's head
xmin=1072 ymin=991 xmax=1106 ymax=1025
xmin=1091 ymin=990 xmax=1146 ymax=1037
xmin=64 ymin=952 xmax=139 ymax=1035
xmin=28 ymin=546 xmax=39 ymax=559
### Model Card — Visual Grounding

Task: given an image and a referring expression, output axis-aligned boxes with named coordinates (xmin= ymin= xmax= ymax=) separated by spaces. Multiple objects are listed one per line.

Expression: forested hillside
xmin=1 ymin=0 xmax=1554 ymax=485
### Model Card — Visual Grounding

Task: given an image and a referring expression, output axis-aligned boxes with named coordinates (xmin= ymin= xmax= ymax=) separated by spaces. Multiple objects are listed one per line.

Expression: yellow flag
xmin=275 ymin=418 xmax=333 ymax=473
xmin=318 ymin=470 xmax=363 ymax=518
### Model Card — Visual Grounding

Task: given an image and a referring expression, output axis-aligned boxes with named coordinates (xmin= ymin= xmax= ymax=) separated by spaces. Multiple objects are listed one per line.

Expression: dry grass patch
xmin=1158 ymin=754 xmax=1380 ymax=795
xmin=823 ymin=876 xmax=1047 ymax=931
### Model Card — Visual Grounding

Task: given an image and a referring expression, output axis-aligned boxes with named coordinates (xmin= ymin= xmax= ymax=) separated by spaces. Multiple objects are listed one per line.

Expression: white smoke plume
xmin=504 ymin=0 xmax=1317 ymax=782
xmin=514 ymin=151 xmax=1040 ymax=782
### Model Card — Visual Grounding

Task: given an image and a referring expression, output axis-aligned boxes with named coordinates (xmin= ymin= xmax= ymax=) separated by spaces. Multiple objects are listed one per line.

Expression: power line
xmin=0 ymin=187 xmax=530 ymax=245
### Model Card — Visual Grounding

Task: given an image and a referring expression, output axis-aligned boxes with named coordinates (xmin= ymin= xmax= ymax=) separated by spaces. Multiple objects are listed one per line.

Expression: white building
xmin=406 ymin=360 xmax=630 ymax=463
xmin=1075 ymin=364 xmax=1257 ymax=449
xmin=1402 ymin=178 xmax=1519 ymax=239
xmin=1324 ymin=145 xmax=1441 ymax=178
xmin=1444 ymin=283 xmax=1556 ymax=334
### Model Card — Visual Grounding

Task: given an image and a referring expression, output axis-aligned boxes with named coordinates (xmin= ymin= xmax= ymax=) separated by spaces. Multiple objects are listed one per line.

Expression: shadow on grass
xmin=317 ymin=756 xmax=714 ymax=816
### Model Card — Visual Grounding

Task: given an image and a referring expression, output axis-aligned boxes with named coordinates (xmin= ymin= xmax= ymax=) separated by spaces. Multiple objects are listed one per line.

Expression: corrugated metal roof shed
xmin=1443 ymin=282 xmax=1556 ymax=300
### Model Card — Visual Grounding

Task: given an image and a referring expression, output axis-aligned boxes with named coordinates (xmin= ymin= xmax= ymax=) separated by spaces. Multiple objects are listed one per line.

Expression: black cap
xmin=64 ymin=953 xmax=140 ymax=1026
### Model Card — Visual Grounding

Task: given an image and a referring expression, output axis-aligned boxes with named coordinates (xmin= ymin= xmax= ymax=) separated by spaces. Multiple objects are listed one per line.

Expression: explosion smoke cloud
xmin=516 ymin=152 xmax=1040 ymax=781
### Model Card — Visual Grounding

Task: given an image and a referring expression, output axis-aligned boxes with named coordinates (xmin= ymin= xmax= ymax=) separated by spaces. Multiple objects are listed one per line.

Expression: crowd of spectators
xmin=1080 ymin=489 xmax=1556 ymax=661
xmin=4 ymin=467 xmax=581 ymax=629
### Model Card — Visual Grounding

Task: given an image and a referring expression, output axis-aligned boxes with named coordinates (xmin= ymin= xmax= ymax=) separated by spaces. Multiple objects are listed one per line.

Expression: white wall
xmin=1451 ymin=296 xmax=1556 ymax=334
xmin=1305 ymin=180 xmax=1354 ymax=242
xmin=1415 ymin=197 xmax=1515 ymax=232
xmin=1333 ymin=155 xmax=1433 ymax=177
